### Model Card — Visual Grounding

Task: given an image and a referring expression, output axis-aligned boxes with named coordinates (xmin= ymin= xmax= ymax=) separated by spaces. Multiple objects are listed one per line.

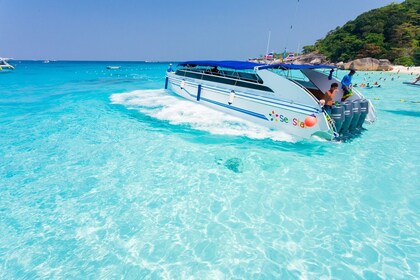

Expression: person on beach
xmin=341 ymin=69 xmax=355 ymax=101
xmin=324 ymin=83 xmax=339 ymax=114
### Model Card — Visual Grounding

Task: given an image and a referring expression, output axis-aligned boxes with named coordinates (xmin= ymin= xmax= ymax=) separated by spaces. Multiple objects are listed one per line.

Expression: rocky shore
xmin=337 ymin=57 xmax=393 ymax=71
xmin=250 ymin=52 xmax=418 ymax=73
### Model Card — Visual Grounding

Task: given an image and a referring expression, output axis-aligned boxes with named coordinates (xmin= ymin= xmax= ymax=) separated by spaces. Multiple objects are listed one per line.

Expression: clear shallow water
xmin=1 ymin=61 xmax=419 ymax=279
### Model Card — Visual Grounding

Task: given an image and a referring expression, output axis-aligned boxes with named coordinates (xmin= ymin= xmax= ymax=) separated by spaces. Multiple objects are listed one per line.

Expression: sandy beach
xmin=390 ymin=65 xmax=420 ymax=75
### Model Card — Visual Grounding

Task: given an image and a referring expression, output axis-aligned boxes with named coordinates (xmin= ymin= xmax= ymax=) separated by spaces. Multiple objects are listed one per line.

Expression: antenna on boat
xmin=283 ymin=0 xmax=300 ymax=60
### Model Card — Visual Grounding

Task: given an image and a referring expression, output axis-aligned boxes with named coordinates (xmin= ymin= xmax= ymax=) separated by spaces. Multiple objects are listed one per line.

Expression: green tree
xmin=303 ymin=0 xmax=420 ymax=65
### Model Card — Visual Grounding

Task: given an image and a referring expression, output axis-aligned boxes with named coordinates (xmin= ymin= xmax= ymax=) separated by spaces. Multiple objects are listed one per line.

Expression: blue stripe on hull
xmin=169 ymin=82 xmax=268 ymax=121
xmin=200 ymin=97 xmax=269 ymax=121
xmin=168 ymin=76 xmax=320 ymax=114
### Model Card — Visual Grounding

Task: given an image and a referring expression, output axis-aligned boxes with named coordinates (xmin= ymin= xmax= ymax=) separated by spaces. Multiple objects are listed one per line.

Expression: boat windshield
xmin=268 ymin=68 xmax=334 ymax=101
xmin=176 ymin=65 xmax=263 ymax=84
xmin=0 ymin=60 xmax=6 ymax=65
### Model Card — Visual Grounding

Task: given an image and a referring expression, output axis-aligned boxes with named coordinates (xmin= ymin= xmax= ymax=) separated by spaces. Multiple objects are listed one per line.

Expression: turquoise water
xmin=1 ymin=61 xmax=419 ymax=279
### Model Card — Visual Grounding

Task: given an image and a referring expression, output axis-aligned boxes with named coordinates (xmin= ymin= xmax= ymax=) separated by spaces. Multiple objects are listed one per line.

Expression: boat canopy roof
xmin=258 ymin=63 xmax=336 ymax=70
xmin=177 ymin=60 xmax=336 ymax=71
xmin=178 ymin=60 xmax=263 ymax=70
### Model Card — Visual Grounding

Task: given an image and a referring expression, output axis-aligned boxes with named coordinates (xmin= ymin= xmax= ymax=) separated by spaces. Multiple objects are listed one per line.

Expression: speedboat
xmin=165 ymin=61 xmax=376 ymax=140
xmin=106 ymin=66 xmax=121 ymax=70
xmin=0 ymin=58 xmax=14 ymax=72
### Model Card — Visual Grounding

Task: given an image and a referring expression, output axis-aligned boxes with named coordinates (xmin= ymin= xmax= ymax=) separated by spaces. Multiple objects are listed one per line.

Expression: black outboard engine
xmin=349 ymin=100 xmax=361 ymax=131
xmin=340 ymin=101 xmax=353 ymax=134
xmin=357 ymin=99 xmax=369 ymax=128
xmin=331 ymin=104 xmax=344 ymax=133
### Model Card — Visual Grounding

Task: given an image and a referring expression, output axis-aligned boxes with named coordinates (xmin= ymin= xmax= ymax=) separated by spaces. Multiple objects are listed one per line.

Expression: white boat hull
xmin=167 ymin=74 xmax=334 ymax=140
xmin=0 ymin=63 xmax=14 ymax=73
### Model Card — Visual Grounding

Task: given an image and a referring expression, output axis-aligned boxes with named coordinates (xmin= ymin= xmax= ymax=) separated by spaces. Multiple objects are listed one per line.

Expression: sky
xmin=0 ymin=0 xmax=403 ymax=61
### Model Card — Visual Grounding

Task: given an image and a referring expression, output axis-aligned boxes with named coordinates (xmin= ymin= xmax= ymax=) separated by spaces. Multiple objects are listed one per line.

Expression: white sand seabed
xmin=389 ymin=65 xmax=420 ymax=75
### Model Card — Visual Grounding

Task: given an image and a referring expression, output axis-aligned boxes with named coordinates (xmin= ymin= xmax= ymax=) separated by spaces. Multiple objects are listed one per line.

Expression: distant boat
xmin=43 ymin=60 xmax=50 ymax=64
xmin=284 ymin=52 xmax=299 ymax=62
xmin=0 ymin=58 xmax=14 ymax=72
xmin=264 ymin=52 xmax=274 ymax=60
xmin=106 ymin=66 xmax=121 ymax=70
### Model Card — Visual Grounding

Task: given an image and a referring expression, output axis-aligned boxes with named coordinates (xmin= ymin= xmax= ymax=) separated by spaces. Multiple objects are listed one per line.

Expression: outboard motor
xmin=357 ymin=99 xmax=369 ymax=128
xmin=340 ymin=101 xmax=353 ymax=134
xmin=349 ymin=100 xmax=361 ymax=131
xmin=330 ymin=104 xmax=344 ymax=133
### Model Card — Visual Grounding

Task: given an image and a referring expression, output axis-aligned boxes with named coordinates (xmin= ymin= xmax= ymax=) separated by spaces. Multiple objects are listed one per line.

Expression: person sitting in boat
xmin=211 ymin=66 xmax=219 ymax=74
xmin=324 ymin=83 xmax=339 ymax=114
xmin=341 ymin=69 xmax=355 ymax=101
xmin=167 ymin=64 xmax=173 ymax=72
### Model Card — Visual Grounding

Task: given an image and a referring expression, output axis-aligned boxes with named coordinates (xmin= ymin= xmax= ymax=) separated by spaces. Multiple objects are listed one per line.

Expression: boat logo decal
xmin=269 ymin=110 xmax=290 ymax=124
xmin=269 ymin=111 xmax=279 ymax=122
xmin=268 ymin=110 xmax=312 ymax=129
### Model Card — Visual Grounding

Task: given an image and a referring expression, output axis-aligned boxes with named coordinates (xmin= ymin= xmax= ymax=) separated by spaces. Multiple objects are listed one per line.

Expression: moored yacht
xmin=0 ymin=58 xmax=14 ymax=72
xmin=165 ymin=61 xmax=376 ymax=140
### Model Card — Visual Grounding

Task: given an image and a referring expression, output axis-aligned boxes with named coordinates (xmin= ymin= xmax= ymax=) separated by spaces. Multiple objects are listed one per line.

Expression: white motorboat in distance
xmin=165 ymin=61 xmax=376 ymax=140
xmin=106 ymin=66 xmax=121 ymax=70
xmin=0 ymin=58 xmax=14 ymax=72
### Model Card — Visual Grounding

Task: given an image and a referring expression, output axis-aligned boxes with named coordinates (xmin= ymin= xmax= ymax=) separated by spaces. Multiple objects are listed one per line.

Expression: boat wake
xmin=110 ymin=89 xmax=297 ymax=142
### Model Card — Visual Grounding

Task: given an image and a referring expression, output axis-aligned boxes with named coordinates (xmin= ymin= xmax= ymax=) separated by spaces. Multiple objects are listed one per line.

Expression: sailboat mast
xmin=265 ymin=31 xmax=271 ymax=56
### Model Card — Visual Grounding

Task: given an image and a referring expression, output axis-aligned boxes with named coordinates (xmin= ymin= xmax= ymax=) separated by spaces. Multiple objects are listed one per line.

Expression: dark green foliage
xmin=304 ymin=0 xmax=420 ymax=65
xmin=302 ymin=45 xmax=316 ymax=54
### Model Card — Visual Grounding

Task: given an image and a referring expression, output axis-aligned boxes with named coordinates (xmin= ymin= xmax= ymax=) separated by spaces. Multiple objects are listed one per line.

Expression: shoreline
xmin=389 ymin=65 xmax=420 ymax=75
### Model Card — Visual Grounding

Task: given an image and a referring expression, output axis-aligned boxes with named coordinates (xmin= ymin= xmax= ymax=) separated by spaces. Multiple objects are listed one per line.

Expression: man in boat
xmin=167 ymin=64 xmax=173 ymax=72
xmin=341 ymin=69 xmax=356 ymax=101
xmin=324 ymin=83 xmax=339 ymax=114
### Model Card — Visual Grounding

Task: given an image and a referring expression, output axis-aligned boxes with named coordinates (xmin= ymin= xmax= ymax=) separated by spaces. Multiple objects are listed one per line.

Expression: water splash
xmin=110 ymin=89 xmax=296 ymax=142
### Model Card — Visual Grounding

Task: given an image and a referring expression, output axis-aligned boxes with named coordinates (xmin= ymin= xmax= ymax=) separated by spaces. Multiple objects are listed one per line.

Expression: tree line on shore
xmin=302 ymin=0 xmax=419 ymax=66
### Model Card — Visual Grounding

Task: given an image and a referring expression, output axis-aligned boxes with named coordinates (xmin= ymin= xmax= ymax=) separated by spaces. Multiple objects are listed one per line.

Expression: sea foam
xmin=110 ymin=89 xmax=296 ymax=142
